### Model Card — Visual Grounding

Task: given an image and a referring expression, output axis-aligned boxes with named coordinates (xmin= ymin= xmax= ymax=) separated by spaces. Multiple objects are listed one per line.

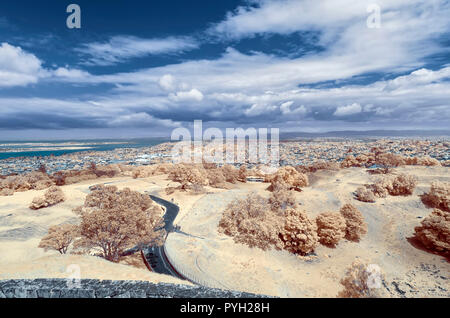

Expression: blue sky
xmin=0 ymin=0 xmax=449 ymax=139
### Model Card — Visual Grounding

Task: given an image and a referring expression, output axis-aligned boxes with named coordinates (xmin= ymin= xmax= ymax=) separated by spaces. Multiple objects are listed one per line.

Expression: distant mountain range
xmin=280 ymin=130 xmax=450 ymax=139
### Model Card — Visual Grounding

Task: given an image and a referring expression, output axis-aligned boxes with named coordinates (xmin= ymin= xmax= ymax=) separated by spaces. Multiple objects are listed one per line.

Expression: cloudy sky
xmin=0 ymin=0 xmax=449 ymax=140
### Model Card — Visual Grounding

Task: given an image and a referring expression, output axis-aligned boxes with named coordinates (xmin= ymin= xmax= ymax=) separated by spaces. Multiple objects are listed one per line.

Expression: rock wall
xmin=0 ymin=279 xmax=269 ymax=298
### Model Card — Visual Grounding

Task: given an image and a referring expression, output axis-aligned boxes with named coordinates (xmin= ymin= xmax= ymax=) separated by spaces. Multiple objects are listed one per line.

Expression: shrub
xmin=268 ymin=188 xmax=297 ymax=214
xmin=206 ymin=168 xmax=227 ymax=188
xmin=340 ymin=204 xmax=368 ymax=242
xmin=221 ymin=165 xmax=240 ymax=184
xmin=341 ymin=152 xmax=440 ymax=169
xmin=355 ymin=186 xmax=376 ymax=203
xmin=384 ymin=174 xmax=417 ymax=196
xmin=338 ymin=260 xmax=386 ymax=298
xmin=296 ymin=161 xmax=340 ymax=174
xmin=416 ymin=156 xmax=441 ymax=167
xmin=218 ymin=193 xmax=284 ymax=250
xmin=168 ymin=164 xmax=208 ymax=190
xmin=38 ymin=224 xmax=79 ymax=254
xmin=280 ymin=208 xmax=318 ymax=255
xmin=267 ymin=166 xmax=308 ymax=192
xmin=74 ymin=185 xmax=165 ymax=262
xmin=30 ymin=186 xmax=65 ymax=210
xmin=238 ymin=165 xmax=248 ymax=182
xmin=316 ymin=212 xmax=346 ymax=247
xmin=421 ymin=182 xmax=450 ymax=212
xmin=0 ymin=188 xmax=14 ymax=196
xmin=355 ymin=174 xmax=417 ymax=203
xmin=414 ymin=209 xmax=450 ymax=255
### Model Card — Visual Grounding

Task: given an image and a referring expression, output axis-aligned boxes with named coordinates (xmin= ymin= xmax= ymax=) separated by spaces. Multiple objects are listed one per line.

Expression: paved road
xmin=141 ymin=195 xmax=188 ymax=281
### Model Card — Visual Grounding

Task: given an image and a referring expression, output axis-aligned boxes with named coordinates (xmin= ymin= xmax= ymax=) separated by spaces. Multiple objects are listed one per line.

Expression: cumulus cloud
xmin=169 ymin=88 xmax=204 ymax=102
xmin=0 ymin=1 xmax=449 ymax=134
xmin=334 ymin=103 xmax=362 ymax=117
xmin=77 ymin=36 xmax=199 ymax=66
xmin=0 ymin=42 xmax=43 ymax=87
xmin=159 ymin=74 xmax=176 ymax=91
xmin=280 ymin=102 xmax=307 ymax=116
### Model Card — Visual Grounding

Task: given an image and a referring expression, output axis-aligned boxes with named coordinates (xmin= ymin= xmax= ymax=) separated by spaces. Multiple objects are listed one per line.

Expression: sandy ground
xmin=165 ymin=166 xmax=450 ymax=297
xmin=0 ymin=175 xmax=188 ymax=285
xmin=1 ymin=167 xmax=448 ymax=297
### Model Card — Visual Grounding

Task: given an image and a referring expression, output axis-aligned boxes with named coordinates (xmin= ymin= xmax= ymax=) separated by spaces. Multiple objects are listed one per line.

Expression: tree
xmin=218 ymin=193 xmax=284 ymax=250
xmin=206 ymin=168 xmax=227 ymax=188
xmin=340 ymin=204 xmax=368 ymax=242
xmin=38 ymin=224 xmax=78 ymax=254
xmin=279 ymin=208 xmax=318 ymax=255
xmin=222 ymin=165 xmax=240 ymax=184
xmin=316 ymin=212 xmax=346 ymax=247
xmin=168 ymin=164 xmax=207 ymax=190
xmin=74 ymin=185 xmax=165 ymax=262
xmin=355 ymin=174 xmax=417 ymax=203
xmin=421 ymin=182 xmax=450 ymax=212
xmin=268 ymin=188 xmax=297 ymax=215
xmin=414 ymin=209 xmax=450 ymax=255
xmin=38 ymin=164 xmax=47 ymax=174
xmin=267 ymin=166 xmax=308 ymax=192
xmin=338 ymin=260 xmax=386 ymax=298
xmin=238 ymin=165 xmax=248 ymax=182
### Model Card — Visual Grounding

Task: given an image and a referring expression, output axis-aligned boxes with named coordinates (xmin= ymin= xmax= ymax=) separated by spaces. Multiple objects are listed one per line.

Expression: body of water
xmin=0 ymin=138 xmax=168 ymax=160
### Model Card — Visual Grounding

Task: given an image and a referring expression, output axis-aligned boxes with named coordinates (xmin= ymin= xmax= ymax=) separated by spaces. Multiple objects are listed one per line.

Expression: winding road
xmin=140 ymin=195 xmax=188 ymax=281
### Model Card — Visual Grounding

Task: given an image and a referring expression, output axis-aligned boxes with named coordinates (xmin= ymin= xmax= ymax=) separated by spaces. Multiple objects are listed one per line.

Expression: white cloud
xmin=334 ymin=103 xmax=362 ymax=116
xmin=53 ymin=67 xmax=91 ymax=79
xmin=159 ymin=74 xmax=176 ymax=91
xmin=77 ymin=36 xmax=199 ymax=66
xmin=109 ymin=112 xmax=179 ymax=128
xmin=245 ymin=103 xmax=277 ymax=116
xmin=280 ymin=101 xmax=307 ymax=115
xmin=0 ymin=42 xmax=43 ymax=87
xmin=169 ymin=88 xmax=204 ymax=102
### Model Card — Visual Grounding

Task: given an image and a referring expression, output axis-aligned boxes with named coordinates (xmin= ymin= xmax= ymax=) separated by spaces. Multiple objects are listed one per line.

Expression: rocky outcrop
xmin=0 ymin=279 xmax=270 ymax=298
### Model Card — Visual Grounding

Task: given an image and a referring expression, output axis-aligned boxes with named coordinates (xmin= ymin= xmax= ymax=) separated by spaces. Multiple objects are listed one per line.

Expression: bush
xmin=355 ymin=174 xmax=417 ymax=203
xmin=316 ymin=212 xmax=346 ymax=247
xmin=30 ymin=186 xmax=65 ymax=210
xmin=168 ymin=164 xmax=208 ymax=190
xmin=238 ymin=165 xmax=248 ymax=182
xmin=415 ymin=156 xmax=441 ymax=167
xmin=0 ymin=188 xmax=14 ymax=196
xmin=340 ymin=204 xmax=368 ymax=242
xmin=206 ymin=168 xmax=227 ymax=188
xmin=341 ymin=152 xmax=440 ymax=169
xmin=0 ymin=171 xmax=54 ymax=194
xmin=421 ymin=182 xmax=450 ymax=212
xmin=355 ymin=186 xmax=376 ymax=203
xmin=38 ymin=224 xmax=78 ymax=254
xmin=296 ymin=161 xmax=340 ymax=174
xmin=222 ymin=165 xmax=240 ymax=184
xmin=267 ymin=166 xmax=308 ymax=192
xmin=279 ymin=208 xmax=318 ymax=255
xmin=268 ymin=188 xmax=298 ymax=214
xmin=384 ymin=174 xmax=417 ymax=196
xmin=218 ymin=193 xmax=284 ymax=250
xmin=414 ymin=209 xmax=450 ymax=255
xmin=338 ymin=260 xmax=386 ymax=298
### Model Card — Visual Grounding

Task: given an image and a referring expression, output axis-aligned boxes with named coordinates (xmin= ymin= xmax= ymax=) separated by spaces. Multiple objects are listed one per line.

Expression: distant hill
xmin=280 ymin=130 xmax=450 ymax=139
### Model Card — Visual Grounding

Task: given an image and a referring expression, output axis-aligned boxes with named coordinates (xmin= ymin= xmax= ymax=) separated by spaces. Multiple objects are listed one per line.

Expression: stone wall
xmin=0 ymin=279 xmax=269 ymax=298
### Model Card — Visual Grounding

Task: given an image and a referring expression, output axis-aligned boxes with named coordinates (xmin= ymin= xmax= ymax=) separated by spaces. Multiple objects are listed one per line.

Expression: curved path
xmin=140 ymin=195 xmax=189 ymax=282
